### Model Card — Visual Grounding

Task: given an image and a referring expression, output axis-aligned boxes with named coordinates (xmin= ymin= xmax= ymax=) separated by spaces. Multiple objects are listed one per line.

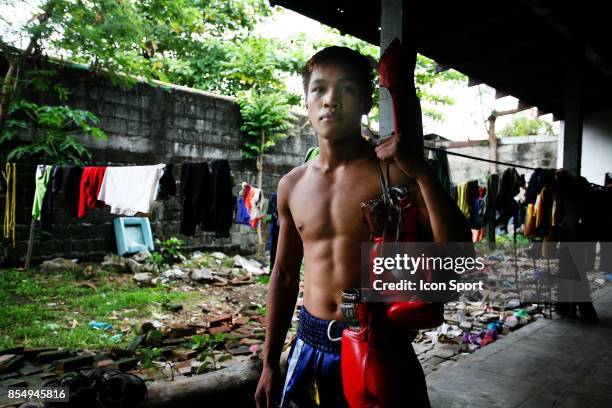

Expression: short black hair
xmin=301 ymin=46 xmax=375 ymax=103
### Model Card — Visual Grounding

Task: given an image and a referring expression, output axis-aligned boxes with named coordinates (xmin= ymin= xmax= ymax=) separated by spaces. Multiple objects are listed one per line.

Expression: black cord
xmin=425 ymin=145 xmax=542 ymax=171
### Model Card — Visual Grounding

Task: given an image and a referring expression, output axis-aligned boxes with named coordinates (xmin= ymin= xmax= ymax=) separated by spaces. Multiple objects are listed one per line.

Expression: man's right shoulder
xmin=278 ymin=162 xmax=309 ymax=195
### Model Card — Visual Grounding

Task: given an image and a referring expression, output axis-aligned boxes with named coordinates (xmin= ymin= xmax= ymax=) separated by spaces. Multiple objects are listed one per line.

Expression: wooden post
xmin=24 ymin=218 xmax=35 ymax=269
xmin=487 ymin=114 xmax=498 ymax=174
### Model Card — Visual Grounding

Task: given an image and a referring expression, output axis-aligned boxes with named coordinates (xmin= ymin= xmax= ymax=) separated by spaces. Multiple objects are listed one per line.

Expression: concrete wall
xmin=580 ymin=108 xmax=612 ymax=185
xmin=435 ymin=135 xmax=558 ymax=185
xmin=0 ymin=63 xmax=316 ymax=265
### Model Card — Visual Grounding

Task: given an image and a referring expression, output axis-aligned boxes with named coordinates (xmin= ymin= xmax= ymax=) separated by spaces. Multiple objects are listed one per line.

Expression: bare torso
xmin=285 ymin=149 xmax=424 ymax=321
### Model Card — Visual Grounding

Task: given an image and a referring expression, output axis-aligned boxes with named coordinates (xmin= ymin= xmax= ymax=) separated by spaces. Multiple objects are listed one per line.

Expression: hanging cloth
xmin=180 ymin=162 xmax=211 ymax=236
xmin=61 ymin=166 xmax=83 ymax=218
xmin=268 ymin=192 xmax=279 ymax=269
xmin=39 ymin=165 xmax=58 ymax=230
xmin=97 ymin=164 xmax=164 ymax=215
xmin=456 ymin=181 xmax=470 ymax=218
xmin=32 ymin=165 xmax=52 ymax=221
xmin=78 ymin=166 xmax=107 ymax=218
xmin=428 ymin=149 xmax=451 ymax=194
xmin=3 ymin=163 xmax=16 ymax=247
xmin=240 ymin=183 xmax=265 ymax=228
xmin=154 ymin=164 xmax=176 ymax=201
xmin=209 ymin=160 xmax=234 ymax=238
xmin=236 ymin=196 xmax=251 ymax=226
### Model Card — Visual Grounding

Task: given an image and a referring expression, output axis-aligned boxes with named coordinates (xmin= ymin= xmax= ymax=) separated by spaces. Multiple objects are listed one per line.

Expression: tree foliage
xmin=0 ymin=0 xmax=271 ymax=163
xmin=0 ymin=1 xmax=466 ymax=166
xmin=237 ymin=91 xmax=294 ymax=160
xmin=2 ymin=100 xmax=106 ymax=164
xmin=499 ymin=116 xmax=556 ymax=137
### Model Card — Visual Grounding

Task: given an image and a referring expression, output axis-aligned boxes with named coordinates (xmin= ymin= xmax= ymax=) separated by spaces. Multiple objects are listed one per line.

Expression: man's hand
xmin=374 ymin=133 xmax=428 ymax=181
xmin=255 ymin=364 xmax=282 ymax=408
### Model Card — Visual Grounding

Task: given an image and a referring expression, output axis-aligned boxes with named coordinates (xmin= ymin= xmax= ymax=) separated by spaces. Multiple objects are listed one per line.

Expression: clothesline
xmin=1 ymin=162 xmax=191 ymax=168
xmin=0 ymin=152 xmax=569 ymax=173
xmin=425 ymin=145 xmax=542 ymax=171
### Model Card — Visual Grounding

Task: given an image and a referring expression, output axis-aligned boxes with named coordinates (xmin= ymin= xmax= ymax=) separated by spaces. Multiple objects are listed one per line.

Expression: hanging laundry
xmin=78 ymin=166 xmax=107 ymax=218
xmin=61 ymin=166 xmax=83 ymax=218
xmin=155 ymin=163 xmax=176 ymax=201
xmin=468 ymin=183 xmax=484 ymax=229
xmin=525 ymin=168 xmax=554 ymax=205
xmin=97 ymin=164 xmax=165 ymax=215
xmin=428 ymin=149 xmax=451 ymax=194
xmin=456 ymin=181 xmax=470 ymax=218
xmin=240 ymin=182 xmax=265 ymax=228
xmin=268 ymin=192 xmax=279 ymax=269
xmin=32 ymin=165 xmax=52 ymax=221
xmin=535 ymin=186 xmax=553 ymax=237
xmin=51 ymin=166 xmax=63 ymax=193
xmin=3 ymin=163 xmax=16 ymax=247
xmin=209 ymin=160 xmax=234 ymax=238
xmin=180 ymin=162 xmax=211 ymax=236
xmin=469 ymin=185 xmax=486 ymax=242
xmin=456 ymin=180 xmax=479 ymax=220
xmin=524 ymin=202 xmax=536 ymax=237
xmin=40 ymin=165 xmax=59 ymax=230
xmin=236 ymin=196 xmax=251 ymax=226
xmin=496 ymin=167 xmax=523 ymax=229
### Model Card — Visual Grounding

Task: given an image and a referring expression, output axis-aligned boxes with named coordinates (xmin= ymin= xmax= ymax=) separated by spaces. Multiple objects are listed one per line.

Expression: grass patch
xmin=0 ymin=268 xmax=199 ymax=350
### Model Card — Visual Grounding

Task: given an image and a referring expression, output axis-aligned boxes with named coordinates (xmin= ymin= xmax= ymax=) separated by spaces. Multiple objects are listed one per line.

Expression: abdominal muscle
xmin=301 ymin=235 xmax=364 ymax=321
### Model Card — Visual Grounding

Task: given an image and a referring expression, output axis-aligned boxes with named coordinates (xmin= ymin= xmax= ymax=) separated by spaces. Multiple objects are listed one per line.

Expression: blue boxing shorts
xmin=280 ymin=307 xmax=349 ymax=408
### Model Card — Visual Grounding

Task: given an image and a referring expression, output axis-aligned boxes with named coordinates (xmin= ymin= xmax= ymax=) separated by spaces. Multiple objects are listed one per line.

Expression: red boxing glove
xmin=385 ymin=301 xmax=444 ymax=333
xmin=341 ymin=327 xmax=414 ymax=407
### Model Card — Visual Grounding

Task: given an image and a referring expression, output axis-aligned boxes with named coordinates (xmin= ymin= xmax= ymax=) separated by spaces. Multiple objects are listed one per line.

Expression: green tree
xmin=0 ymin=0 xmax=271 ymax=162
xmin=499 ymin=116 xmax=556 ymax=137
xmin=237 ymin=91 xmax=295 ymax=256
xmin=224 ymin=35 xmax=299 ymax=255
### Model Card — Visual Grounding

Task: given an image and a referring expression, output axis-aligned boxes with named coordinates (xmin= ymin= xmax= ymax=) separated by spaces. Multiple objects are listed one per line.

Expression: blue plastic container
xmin=113 ymin=217 xmax=154 ymax=256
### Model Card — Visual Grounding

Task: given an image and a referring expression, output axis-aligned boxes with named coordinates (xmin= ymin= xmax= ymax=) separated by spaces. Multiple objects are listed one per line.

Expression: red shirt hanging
xmin=78 ymin=166 xmax=107 ymax=218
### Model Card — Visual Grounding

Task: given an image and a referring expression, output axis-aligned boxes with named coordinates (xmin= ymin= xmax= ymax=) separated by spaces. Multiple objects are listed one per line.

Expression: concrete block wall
xmin=437 ymin=136 xmax=557 ymax=184
xmin=0 ymin=63 xmax=316 ymax=265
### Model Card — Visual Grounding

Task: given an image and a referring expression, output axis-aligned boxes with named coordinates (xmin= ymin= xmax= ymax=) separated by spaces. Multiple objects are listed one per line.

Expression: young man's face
xmin=305 ymin=62 xmax=369 ymax=141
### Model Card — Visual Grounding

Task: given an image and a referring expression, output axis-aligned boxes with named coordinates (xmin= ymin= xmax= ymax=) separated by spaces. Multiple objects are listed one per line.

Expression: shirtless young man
xmin=255 ymin=46 xmax=471 ymax=408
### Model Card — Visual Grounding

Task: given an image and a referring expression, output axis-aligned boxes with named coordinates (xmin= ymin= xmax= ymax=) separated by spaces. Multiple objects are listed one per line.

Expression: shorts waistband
xmin=296 ymin=307 xmax=347 ymax=354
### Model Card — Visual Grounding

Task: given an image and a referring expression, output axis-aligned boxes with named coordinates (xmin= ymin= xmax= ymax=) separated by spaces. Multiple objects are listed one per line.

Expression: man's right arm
xmin=255 ymin=175 xmax=303 ymax=407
